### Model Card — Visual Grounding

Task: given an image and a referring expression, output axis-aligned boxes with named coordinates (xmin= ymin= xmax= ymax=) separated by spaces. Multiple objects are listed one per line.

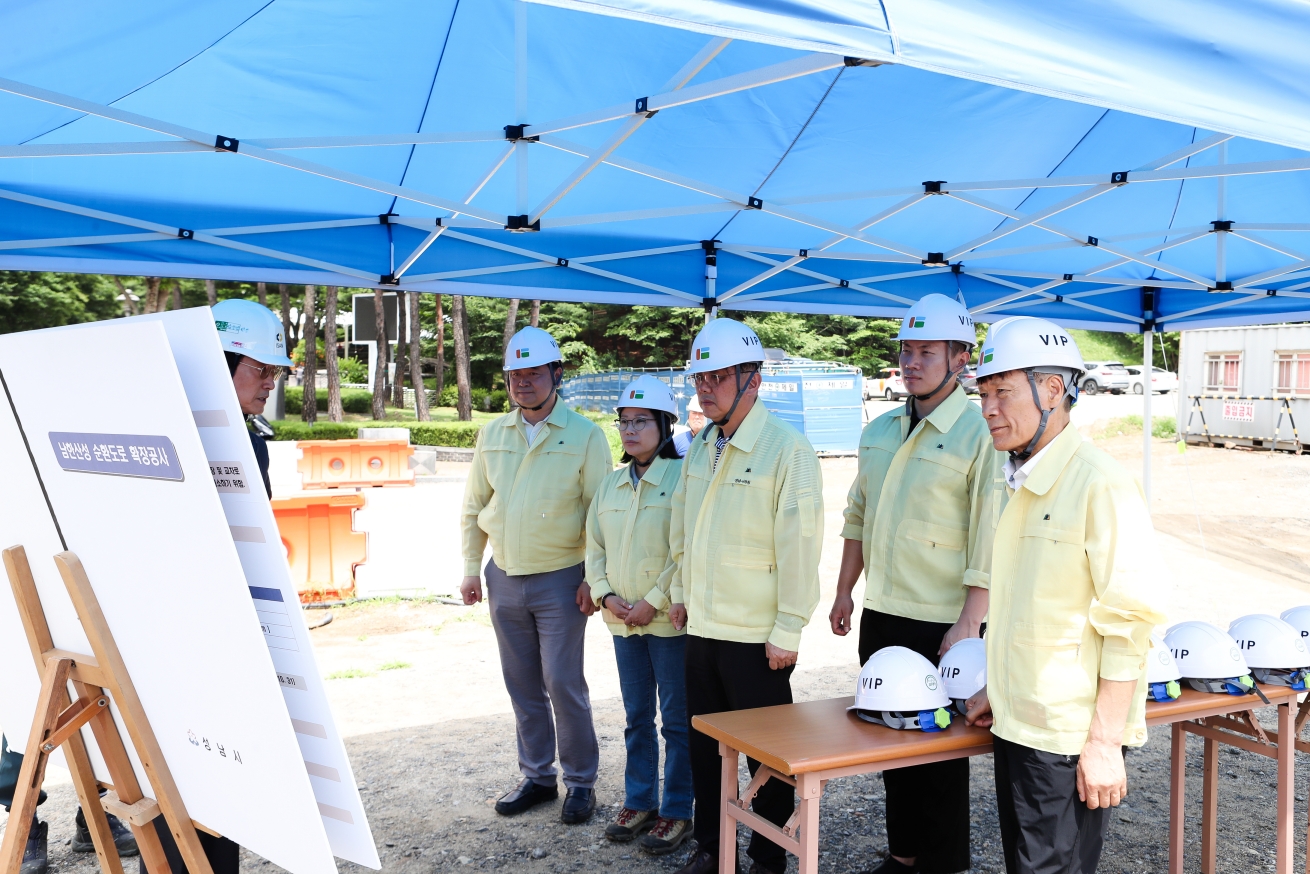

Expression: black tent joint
xmin=556 ymin=258 xmax=569 ymax=267
xmin=378 ymin=213 xmax=398 ymax=225
xmin=379 ymin=273 xmax=399 ymax=286
xmin=1212 ymin=220 xmax=1233 ymax=232
xmin=177 ymin=228 xmax=194 ymax=239
xmin=506 ymin=215 xmax=540 ymax=231
xmin=701 ymin=297 xmax=718 ymax=313
xmin=1212 ymin=281 xmax=1234 ymax=291
xmin=1110 ymin=170 xmax=1129 ymax=184
xmin=746 ymin=196 xmax=763 ymax=210
xmin=923 ymin=181 xmax=946 ymax=194
xmin=1064 ymin=273 xmax=1074 ymax=281
xmin=214 ymin=135 xmax=239 ymax=153
xmin=1086 ymin=236 xmax=1100 ymax=247
xmin=503 ymin=125 xmax=537 ymax=142
xmin=922 ymin=252 xmax=946 ymax=265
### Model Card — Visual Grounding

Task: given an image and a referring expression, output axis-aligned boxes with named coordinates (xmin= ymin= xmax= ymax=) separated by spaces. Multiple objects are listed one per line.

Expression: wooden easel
xmin=0 ymin=546 xmax=215 ymax=874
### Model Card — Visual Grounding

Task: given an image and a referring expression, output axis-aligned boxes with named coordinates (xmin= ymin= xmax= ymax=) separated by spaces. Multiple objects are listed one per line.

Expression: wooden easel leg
xmin=63 ymin=729 xmax=127 ymax=874
xmin=56 ymin=553 xmax=214 ymax=874
xmin=0 ymin=657 xmax=72 ymax=874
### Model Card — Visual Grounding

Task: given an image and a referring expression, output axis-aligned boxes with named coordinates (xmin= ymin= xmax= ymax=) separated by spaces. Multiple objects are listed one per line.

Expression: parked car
xmin=1080 ymin=361 xmax=1132 ymax=395
xmin=1124 ymin=365 xmax=1178 ymax=394
xmin=864 ymin=367 xmax=907 ymax=401
xmin=959 ymin=365 xmax=979 ymax=394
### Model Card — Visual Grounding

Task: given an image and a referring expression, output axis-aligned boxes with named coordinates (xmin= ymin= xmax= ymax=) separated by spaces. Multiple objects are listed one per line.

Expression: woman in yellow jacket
xmin=585 ymin=375 xmax=692 ymax=856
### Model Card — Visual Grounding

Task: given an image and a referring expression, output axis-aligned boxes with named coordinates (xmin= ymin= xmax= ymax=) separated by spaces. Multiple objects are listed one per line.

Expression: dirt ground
xmin=7 ymin=401 xmax=1310 ymax=874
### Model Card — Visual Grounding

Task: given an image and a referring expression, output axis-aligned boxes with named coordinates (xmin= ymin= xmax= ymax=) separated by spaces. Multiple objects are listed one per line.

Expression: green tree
xmin=0 ymin=272 xmax=122 ymax=333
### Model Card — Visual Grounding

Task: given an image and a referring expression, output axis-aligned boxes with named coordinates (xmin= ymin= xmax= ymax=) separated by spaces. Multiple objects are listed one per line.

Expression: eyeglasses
xmin=690 ymin=366 xmax=758 ymax=388
xmin=241 ymin=361 xmax=285 ymax=381
xmin=614 ymin=417 xmax=655 ymax=432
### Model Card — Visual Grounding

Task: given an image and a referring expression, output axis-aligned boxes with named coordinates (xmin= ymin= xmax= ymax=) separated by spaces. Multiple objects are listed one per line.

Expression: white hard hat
xmin=896 ymin=294 xmax=977 ymax=347
xmin=849 ymin=646 xmax=952 ymax=732
xmin=1278 ymin=606 xmax=1310 ymax=640
xmin=974 ymin=316 xmax=1086 ymax=381
xmin=685 ymin=318 xmax=764 ymax=375
xmin=1165 ymin=621 xmax=1258 ymax=696
xmin=211 ymin=299 xmax=293 ymax=366
xmin=686 ymin=394 xmax=703 ymax=414
xmin=938 ymin=638 xmax=986 ymax=711
xmin=1228 ymin=614 xmax=1310 ymax=689
xmin=618 ymin=375 xmax=679 ymax=421
xmin=503 ymin=326 xmax=562 ymax=371
xmin=1146 ymin=635 xmax=1182 ymax=701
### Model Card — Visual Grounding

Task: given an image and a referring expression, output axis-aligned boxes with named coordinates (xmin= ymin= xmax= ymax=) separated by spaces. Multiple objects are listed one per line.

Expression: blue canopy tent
xmin=3 ymin=0 xmax=1310 ymax=494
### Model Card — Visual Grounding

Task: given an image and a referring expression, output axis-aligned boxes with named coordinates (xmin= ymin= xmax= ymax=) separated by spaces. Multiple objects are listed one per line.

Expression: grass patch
xmin=380 ymin=660 xmax=412 ymax=671
xmin=1093 ymin=415 xmax=1177 ymax=441
xmin=326 ymin=668 xmax=374 ymax=680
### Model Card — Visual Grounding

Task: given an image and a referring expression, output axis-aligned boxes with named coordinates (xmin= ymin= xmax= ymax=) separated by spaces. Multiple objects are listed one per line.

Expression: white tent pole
xmin=1143 ymin=326 xmax=1153 ymax=509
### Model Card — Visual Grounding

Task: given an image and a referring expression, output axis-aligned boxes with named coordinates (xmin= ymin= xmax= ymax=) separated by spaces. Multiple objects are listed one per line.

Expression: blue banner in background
xmin=48 ymin=432 xmax=184 ymax=482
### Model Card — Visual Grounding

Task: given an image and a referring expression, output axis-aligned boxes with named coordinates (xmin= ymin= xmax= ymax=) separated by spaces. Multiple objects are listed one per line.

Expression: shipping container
xmin=1177 ymin=324 xmax=1309 ymax=453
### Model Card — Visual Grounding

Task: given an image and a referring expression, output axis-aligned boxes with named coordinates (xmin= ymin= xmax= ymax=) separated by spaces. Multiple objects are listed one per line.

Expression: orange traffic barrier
xmin=271 ymin=492 xmax=368 ymax=603
xmin=296 ymin=439 xmax=415 ymax=489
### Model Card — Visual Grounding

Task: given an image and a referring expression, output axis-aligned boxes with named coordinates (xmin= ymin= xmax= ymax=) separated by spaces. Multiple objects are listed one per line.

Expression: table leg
xmin=796 ymin=773 xmax=822 ymax=874
xmin=1276 ymin=701 xmax=1293 ymax=874
xmin=1201 ymin=736 xmax=1218 ymax=874
xmin=719 ymin=742 xmax=739 ymax=874
xmin=1169 ymin=722 xmax=1185 ymax=874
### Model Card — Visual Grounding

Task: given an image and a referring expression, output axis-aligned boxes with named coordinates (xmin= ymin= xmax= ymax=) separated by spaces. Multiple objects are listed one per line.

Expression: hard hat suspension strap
xmin=703 ymin=364 xmax=755 ymax=438
xmin=1012 ymin=369 xmax=1054 ymax=463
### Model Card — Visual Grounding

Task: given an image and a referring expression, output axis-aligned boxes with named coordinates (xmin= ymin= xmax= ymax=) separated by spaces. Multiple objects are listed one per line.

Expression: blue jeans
xmin=612 ymin=633 xmax=693 ymax=820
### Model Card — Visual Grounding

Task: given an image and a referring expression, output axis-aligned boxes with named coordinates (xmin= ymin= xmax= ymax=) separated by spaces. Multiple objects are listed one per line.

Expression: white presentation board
xmin=0 ymin=320 xmax=335 ymax=874
xmin=139 ymin=309 xmax=378 ymax=867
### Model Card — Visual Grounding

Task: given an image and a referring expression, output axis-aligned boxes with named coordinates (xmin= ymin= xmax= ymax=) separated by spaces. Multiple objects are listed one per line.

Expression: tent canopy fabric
xmin=2 ymin=0 xmax=1310 ymax=331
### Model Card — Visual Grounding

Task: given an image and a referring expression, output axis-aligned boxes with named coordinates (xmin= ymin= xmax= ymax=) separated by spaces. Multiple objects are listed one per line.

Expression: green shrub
xmin=437 ymin=385 xmax=509 ymax=412
xmin=439 ymin=385 xmax=458 ymax=407
xmin=338 ymin=357 xmax=368 ymax=384
xmin=269 ymin=419 xmax=484 ymax=447
xmin=284 ymin=388 xmax=376 ymax=415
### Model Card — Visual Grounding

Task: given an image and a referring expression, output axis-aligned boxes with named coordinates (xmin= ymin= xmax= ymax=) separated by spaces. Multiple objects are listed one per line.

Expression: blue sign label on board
xmin=48 ymin=432 xmax=184 ymax=482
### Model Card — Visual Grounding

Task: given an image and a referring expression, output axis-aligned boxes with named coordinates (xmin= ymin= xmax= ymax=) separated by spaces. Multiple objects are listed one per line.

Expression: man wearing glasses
xmin=461 ymin=326 xmax=614 ymax=825
xmin=670 ymin=318 xmax=824 ymax=874
xmin=214 ymin=298 xmax=292 ymax=499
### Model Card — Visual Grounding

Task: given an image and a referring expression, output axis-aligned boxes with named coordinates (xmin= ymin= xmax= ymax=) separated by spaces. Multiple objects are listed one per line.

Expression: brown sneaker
xmin=639 ymin=816 xmax=691 ymax=855
xmin=604 ymin=807 xmax=656 ymax=841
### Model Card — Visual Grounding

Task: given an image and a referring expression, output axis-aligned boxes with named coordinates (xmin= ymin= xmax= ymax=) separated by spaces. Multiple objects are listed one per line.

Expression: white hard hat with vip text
xmin=685 ymin=318 xmax=764 ymax=375
xmin=895 ymin=293 xmax=977 ymax=347
xmin=938 ymin=638 xmax=986 ymax=704
xmin=849 ymin=646 xmax=951 ymax=714
xmin=618 ymin=375 xmax=679 ymax=420
xmin=211 ymin=298 xmax=293 ymax=366
xmin=504 ymin=326 xmax=562 ymax=371
xmin=1165 ymin=621 xmax=1249 ymax=680
xmin=1227 ymin=614 xmax=1310 ymax=670
xmin=974 ymin=316 xmax=1086 ymax=380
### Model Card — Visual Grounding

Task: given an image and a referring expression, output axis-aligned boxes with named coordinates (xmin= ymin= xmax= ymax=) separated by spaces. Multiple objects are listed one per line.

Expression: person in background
xmin=673 ymin=394 xmax=706 ymax=457
xmin=966 ymin=317 xmax=1165 ymax=874
xmin=671 ymin=318 xmax=824 ymax=874
xmin=586 ymin=375 xmax=693 ymax=855
xmin=829 ymin=294 xmax=1000 ymax=874
xmin=461 ymin=326 xmax=614 ymax=825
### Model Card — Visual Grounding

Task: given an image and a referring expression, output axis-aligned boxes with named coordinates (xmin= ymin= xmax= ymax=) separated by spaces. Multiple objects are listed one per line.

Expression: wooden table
xmin=694 ymin=685 xmax=1299 ymax=874
xmin=1145 ymin=684 xmax=1299 ymax=874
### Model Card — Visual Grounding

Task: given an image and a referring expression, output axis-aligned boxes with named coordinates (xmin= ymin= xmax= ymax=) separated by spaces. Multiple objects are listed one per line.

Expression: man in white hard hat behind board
xmin=460 ymin=326 xmax=614 ymax=825
xmin=669 ymin=318 xmax=824 ymax=874
xmin=672 ymin=394 xmax=704 ymax=457
xmin=964 ymin=317 xmax=1164 ymax=874
xmin=829 ymin=293 xmax=1001 ymax=874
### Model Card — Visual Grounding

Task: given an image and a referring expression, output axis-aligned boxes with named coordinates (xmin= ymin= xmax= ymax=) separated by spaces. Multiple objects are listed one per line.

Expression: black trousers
xmin=0 ymin=735 xmax=47 ymax=812
xmin=858 ymin=609 xmax=971 ymax=874
xmin=141 ymin=817 xmax=239 ymax=874
xmin=686 ymin=635 xmax=795 ymax=874
xmin=993 ymin=736 xmax=1111 ymax=874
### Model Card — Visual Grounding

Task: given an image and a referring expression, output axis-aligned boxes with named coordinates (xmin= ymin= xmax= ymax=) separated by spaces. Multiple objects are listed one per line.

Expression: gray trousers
xmin=485 ymin=559 xmax=599 ymax=789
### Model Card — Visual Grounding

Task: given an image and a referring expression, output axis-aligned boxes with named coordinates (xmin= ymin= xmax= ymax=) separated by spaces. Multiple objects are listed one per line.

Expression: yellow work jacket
xmin=670 ymin=401 xmax=823 ymax=652
xmin=585 ymin=457 xmax=682 ymax=638
xmin=461 ymin=401 xmax=614 ymax=577
xmin=987 ymin=423 xmax=1166 ymax=756
xmin=842 ymin=388 xmax=1004 ymax=623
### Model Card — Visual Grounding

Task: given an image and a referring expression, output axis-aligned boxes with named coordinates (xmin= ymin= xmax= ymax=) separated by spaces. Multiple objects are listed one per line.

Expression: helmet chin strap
xmin=633 ymin=412 xmax=674 ymax=467
xmin=701 ymin=364 xmax=755 ymax=441
xmin=1012 ymin=369 xmax=1054 ymax=463
xmin=520 ymin=363 xmax=562 ymax=412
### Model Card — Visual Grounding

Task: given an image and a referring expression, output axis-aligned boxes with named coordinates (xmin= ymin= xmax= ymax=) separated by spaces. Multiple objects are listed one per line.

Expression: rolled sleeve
xmin=964 ymin=445 xmax=1003 ymax=593
xmin=840 ymin=465 xmax=866 ymax=542
xmin=1085 ymin=478 xmax=1167 ymax=681
xmin=771 ymin=445 xmax=824 ymax=653
xmin=584 ymin=489 xmax=613 ymax=607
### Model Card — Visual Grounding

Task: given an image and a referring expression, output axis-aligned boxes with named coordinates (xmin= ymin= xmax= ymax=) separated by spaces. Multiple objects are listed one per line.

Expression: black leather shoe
xmin=74 ymin=808 xmax=139 ymax=857
xmin=675 ymin=849 xmax=736 ymax=874
xmin=21 ymin=819 xmax=47 ymax=874
xmin=859 ymin=856 xmax=919 ymax=874
xmin=494 ymin=778 xmax=558 ymax=816
xmin=560 ymin=787 xmax=595 ymax=824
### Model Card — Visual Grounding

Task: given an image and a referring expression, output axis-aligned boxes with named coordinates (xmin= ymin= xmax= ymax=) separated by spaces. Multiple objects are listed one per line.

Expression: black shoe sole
xmin=494 ymin=796 xmax=556 ymax=816
xmin=561 ymin=804 xmax=595 ymax=824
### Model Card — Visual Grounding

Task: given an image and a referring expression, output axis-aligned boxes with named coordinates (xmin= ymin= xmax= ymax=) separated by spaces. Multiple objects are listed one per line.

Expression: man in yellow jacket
xmin=829 ymin=293 xmax=1001 ymax=874
xmin=965 ymin=317 xmax=1165 ymax=874
xmin=460 ymin=326 xmax=614 ymax=825
xmin=669 ymin=318 xmax=824 ymax=874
